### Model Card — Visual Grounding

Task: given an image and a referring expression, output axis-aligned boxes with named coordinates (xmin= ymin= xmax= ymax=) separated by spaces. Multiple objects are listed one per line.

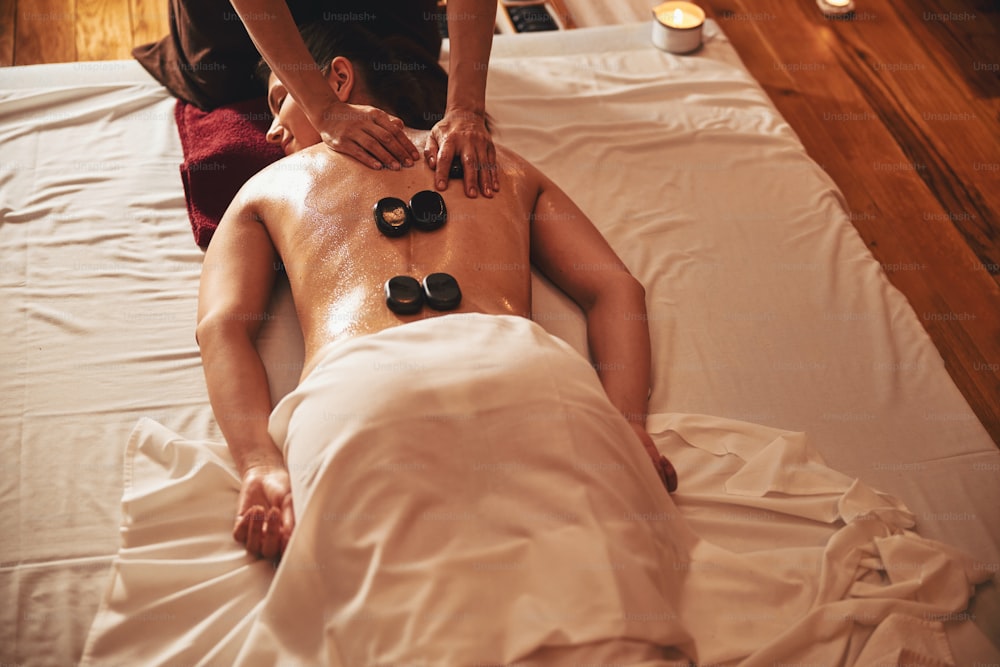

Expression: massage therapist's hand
xmin=319 ymin=99 xmax=420 ymax=171
xmin=631 ymin=423 xmax=678 ymax=493
xmin=234 ymin=464 xmax=296 ymax=561
xmin=425 ymin=108 xmax=499 ymax=198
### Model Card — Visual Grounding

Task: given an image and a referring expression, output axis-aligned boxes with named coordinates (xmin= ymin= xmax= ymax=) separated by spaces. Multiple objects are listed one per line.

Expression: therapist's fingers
xmin=321 ymin=106 xmax=418 ymax=170
xmin=322 ymin=132 xmax=383 ymax=171
xmin=454 ymin=132 xmax=497 ymax=198
xmin=469 ymin=130 xmax=497 ymax=197
xmin=380 ymin=112 xmax=420 ymax=163
xmin=367 ymin=114 xmax=417 ymax=168
xmin=465 ymin=131 xmax=497 ymax=197
xmin=433 ymin=138 xmax=458 ymax=192
xmin=461 ymin=151 xmax=480 ymax=199
xmin=484 ymin=142 xmax=500 ymax=194
xmin=358 ymin=131 xmax=403 ymax=171
xmin=424 ymin=133 xmax=440 ymax=170
xmin=336 ymin=126 xmax=404 ymax=171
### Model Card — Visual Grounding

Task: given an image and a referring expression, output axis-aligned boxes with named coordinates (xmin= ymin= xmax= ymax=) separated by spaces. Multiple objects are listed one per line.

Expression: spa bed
xmin=1 ymin=2 xmax=997 ymax=664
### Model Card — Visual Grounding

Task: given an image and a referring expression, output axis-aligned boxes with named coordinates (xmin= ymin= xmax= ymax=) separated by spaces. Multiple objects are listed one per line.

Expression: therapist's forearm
xmin=229 ymin=0 xmax=338 ymax=126
xmin=446 ymin=0 xmax=496 ymax=117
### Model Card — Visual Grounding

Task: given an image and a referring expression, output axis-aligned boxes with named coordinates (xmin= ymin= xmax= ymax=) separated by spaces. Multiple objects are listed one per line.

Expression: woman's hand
xmin=424 ymin=108 xmax=499 ymax=198
xmin=631 ymin=423 xmax=678 ymax=493
xmin=318 ymin=99 xmax=420 ymax=171
xmin=234 ymin=463 xmax=295 ymax=561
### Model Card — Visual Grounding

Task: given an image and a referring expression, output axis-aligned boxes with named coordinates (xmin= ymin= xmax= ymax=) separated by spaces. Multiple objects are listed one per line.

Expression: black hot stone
xmin=385 ymin=275 xmax=424 ymax=314
xmin=374 ymin=197 xmax=411 ymax=237
xmin=449 ymin=157 xmax=464 ymax=180
xmin=422 ymin=272 xmax=462 ymax=311
xmin=409 ymin=190 xmax=447 ymax=231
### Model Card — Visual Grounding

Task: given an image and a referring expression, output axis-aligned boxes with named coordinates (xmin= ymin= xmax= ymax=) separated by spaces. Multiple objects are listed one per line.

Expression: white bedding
xmin=1 ymin=19 xmax=998 ymax=666
xmin=80 ymin=315 xmax=989 ymax=665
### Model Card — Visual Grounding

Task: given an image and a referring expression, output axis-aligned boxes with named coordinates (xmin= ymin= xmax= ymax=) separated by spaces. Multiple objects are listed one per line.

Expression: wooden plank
xmin=76 ymin=0 xmax=133 ymax=61
xmin=706 ymin=0 xmax=1000 ymax=444
xmin=0 ymin=0 xmax=15 ymax=66
xmin=806 ymin=0 xmax=1000 ymax=440
xmin=14 ymin=0 xmax=76 ymax=64
xmin=130 ymin=0 xmax=170 ymax=47
xmin=904 ymin=0 xmax=1000 ymax=100
xmin=828 ymin=0 xmax=1000 ymax=288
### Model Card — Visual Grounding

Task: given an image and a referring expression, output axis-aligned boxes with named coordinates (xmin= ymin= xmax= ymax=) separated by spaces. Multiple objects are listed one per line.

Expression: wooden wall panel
xmin=14 ymin=0 xmax=76 ymax=65
xmin=77 ymin=0 xmax=133 ymax=61
xmin=0 ymin=0 xmax=15 ymax=66
xmin=130 ymin=0 xmax=169 ymax=47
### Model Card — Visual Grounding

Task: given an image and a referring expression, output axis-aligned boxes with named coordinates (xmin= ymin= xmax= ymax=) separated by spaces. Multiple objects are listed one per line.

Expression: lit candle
xmin=817 ymin=0 xmax=855 ymax=16
xmin=651 ymin=1 xmax=706 ymax=54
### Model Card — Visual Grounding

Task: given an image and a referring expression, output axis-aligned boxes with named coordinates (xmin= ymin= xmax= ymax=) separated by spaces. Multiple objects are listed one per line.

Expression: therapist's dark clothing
xmin=134 ymin=0 xmax=443 ymax=109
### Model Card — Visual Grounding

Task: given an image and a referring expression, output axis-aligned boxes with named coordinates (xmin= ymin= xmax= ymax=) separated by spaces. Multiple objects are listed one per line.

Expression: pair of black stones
xmin=385 ymin=273 xmax=462 ymax=314
xmin=374 ymin=191 xmax=447 ymax=237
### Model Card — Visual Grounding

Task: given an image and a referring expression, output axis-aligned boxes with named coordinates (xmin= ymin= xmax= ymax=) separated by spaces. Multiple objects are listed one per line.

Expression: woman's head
xmin=259 ymin=20 xmax=448 ymax=151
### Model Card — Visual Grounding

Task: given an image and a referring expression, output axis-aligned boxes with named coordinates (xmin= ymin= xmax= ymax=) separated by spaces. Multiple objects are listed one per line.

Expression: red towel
xmin=174 ymin=97 xmax=284 ymax=247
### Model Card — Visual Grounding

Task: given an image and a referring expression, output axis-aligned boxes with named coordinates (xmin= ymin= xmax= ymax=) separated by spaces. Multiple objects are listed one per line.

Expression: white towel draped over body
xmin=253 ymin=313 xmax=693 ymax=665
xmin=82 ymin=314 xmax=991 ymax=666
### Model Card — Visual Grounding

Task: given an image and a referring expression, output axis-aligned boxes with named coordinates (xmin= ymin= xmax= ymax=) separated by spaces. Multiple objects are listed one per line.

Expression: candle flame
xmin=653 ymin=2 xmax=704 ymax=29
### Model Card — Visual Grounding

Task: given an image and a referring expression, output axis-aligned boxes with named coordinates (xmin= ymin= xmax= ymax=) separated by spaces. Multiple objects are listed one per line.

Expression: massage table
xmin=1 ymin=2 xmax=997 ymax=664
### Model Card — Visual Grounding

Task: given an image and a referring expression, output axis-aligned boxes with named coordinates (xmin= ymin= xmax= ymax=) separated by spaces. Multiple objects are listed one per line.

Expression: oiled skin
xmin=248 ymin=129 xmax=539 ymax=379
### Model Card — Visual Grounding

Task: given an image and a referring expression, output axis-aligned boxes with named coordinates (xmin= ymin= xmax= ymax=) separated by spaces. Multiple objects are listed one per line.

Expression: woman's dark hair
xmin=258 ymin=21 xmax=448 ymax=130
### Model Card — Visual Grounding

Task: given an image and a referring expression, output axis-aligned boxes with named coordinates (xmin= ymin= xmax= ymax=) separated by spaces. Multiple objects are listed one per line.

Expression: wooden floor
xmin=2 ymin=0 xmax=998 ymax=444
xmin=699 ymin=0 xmax=1000 ymax=446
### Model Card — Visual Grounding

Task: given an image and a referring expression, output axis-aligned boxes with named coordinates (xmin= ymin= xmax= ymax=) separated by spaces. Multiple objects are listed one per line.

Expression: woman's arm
xmin=197 ymin=187 xmax=295 ymax=558
xmin=528 ymin=169 xmax=678 ymax=492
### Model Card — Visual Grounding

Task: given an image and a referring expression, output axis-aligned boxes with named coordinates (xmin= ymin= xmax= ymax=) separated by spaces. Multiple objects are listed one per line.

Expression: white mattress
xmin=1 ymin=20 xmax=997 ymax=666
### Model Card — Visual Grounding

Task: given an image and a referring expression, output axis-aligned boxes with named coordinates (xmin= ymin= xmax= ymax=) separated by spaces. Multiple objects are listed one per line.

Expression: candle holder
xmin=651 ymin=1 xmax=706 ymax=54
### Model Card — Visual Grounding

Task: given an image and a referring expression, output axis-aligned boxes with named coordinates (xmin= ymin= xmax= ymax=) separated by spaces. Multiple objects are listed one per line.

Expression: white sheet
xmin=2 ymin=20 xmax=998 ymax=667
xmin=81 ymin=388 xmax=988 ymax=665
xmin=256 ymin=314 xmax=692 ymax=664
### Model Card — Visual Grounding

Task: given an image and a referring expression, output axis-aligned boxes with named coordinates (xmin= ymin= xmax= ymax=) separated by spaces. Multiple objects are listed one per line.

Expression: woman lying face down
xmin=197 ymin=20 xmax=677 ymax=562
